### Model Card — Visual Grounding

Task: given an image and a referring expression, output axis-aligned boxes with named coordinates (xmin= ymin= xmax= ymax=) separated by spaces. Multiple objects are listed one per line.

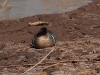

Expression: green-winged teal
xmin=32 ymin=27 xmax=56 ymax=48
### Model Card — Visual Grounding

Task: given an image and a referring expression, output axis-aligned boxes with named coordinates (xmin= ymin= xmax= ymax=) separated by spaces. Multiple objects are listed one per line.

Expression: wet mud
xmin=0 ymin=0 xmax=100 ymax=75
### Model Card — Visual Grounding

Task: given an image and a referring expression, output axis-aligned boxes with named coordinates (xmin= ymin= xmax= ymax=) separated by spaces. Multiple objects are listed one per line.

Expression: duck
xmin=32 ymin=27 xmax=56 ymax=48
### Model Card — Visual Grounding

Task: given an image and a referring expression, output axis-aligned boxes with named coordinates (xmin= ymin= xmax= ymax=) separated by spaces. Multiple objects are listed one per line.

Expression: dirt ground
xmin=0 ymin=0 xmax=100 ymax=75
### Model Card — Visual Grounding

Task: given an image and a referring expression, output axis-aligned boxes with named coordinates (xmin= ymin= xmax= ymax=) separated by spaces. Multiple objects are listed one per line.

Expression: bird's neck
xmin=38 ymin=31 xmax=47 ymax=36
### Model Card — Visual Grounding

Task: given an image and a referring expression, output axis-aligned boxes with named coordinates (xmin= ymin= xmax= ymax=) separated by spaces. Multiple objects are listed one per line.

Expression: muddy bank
xmin=0 ymin=0 xmax=100 ymax=44
xmin=0 ymin=0 xmax=100 ymax=75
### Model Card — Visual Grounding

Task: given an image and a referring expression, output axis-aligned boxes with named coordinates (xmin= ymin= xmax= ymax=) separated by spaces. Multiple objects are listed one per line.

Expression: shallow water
xmin=0 ymin=0 xmax=92 ymax=20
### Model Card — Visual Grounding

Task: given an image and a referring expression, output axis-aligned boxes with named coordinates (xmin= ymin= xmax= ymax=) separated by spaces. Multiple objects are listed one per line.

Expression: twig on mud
xmin=97 ymin=3 xmax=100 ymax=6
xmin=21 ymin=46 xmax=56 ymax=75
xmin=91 ymin=25 xmax=100 ymax=28
xmin=0 ymin=65 xmax=21 ymax=68
xmin=42 ymin=63 xmax=59 ymax=71
xmin=0 ymin=60 xmax=99 ymax=68
xmin=29 ymin=21 xmax=52 ymax=26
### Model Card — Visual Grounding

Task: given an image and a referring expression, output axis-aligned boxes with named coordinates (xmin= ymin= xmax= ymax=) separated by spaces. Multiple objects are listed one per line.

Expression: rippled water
xmin=0 ymin=0 xmax=92 ymax=20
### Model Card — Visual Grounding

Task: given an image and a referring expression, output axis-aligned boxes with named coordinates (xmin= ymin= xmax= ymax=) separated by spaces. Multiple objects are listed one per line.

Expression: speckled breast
xmin=34 ymin=35 xmax=55 ymax=48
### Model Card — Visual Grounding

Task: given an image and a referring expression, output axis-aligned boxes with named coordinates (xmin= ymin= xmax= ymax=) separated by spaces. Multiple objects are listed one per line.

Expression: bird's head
xmin=38 ymin=27 xmax=47 ymax=36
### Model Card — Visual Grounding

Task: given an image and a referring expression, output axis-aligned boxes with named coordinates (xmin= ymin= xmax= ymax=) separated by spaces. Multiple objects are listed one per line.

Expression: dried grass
xmin=0 ymin=0 xmax=11 ymax=13
xmin=21 ymin=46 xmax=56 ymax=75
xmin=29 ymin=21 xmax=51 ymax=26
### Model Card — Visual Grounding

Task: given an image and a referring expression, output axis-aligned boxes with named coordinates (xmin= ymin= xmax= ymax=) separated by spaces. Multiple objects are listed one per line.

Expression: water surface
xmin=0 ymin=0 xmax=92 ymax=20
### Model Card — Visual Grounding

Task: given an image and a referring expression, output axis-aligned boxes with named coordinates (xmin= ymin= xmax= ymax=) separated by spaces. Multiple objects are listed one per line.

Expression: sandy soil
xmin=0 ymin=0 xmax=100 ymax=75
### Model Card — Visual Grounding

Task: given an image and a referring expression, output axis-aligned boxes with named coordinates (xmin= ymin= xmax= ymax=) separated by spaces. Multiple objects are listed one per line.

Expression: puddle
xmin=0 ymin=0 xmax=92 ymax=20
